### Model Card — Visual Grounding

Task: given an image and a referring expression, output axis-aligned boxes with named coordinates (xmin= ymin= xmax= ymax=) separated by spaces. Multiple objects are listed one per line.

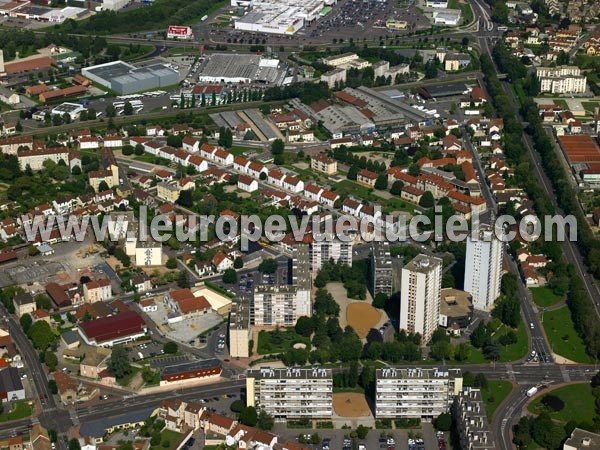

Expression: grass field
xmin=530 ymin=287 xmax=563 ymax=307
xmin=229 ymin=146 xmax=257 ymax=156
xmin=482 ymin=380 xmax=513 ymax=418
xmin=528 ymin=383 xmax=595 ymax=423
xmin=0 ymin=401 xmax=33 ymax=422
xmin=497 ymin=320 xmax=529 ymax=362
xmin=334 ymin=179 xmax=378 ymax=202
xmin=160 ymin=430 xmax=184 ymax=450
xmin=542 ymin=306 xmax=591 ymax=363
xmin=257 ymin=329 xmax=310 ymax=355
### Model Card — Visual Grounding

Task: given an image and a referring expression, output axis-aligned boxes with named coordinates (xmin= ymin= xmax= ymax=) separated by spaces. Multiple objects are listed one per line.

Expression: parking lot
xmin=273 ymin=424 xmax=444 ymax=450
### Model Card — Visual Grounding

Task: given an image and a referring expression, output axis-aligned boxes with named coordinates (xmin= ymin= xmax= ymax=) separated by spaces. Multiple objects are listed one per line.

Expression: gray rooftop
xmin=248 ymin=367 xmax=332 ymax=380
xmin=79 ymin=406 xmax=154 ymax=439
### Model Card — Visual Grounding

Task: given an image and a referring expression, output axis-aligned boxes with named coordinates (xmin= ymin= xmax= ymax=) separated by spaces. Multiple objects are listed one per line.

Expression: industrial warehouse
xmin=196 ymin=53 xmax=286 ymax=85
xmin=82 ymin=60 xmax=179 ymax=95
xmin=232 ymin=0 xmax=328 ymax=34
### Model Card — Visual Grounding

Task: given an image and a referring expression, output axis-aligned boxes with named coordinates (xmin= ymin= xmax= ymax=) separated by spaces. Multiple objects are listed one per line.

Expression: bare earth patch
xmin=333 ymin=393 xmax=371 ymax=417
xmin=347 ymin=302 xmax=382 ymax=339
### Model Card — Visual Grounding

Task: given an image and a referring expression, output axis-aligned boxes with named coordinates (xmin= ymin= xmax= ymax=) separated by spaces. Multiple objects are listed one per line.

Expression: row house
xmin=103 ymin=135 xmax=123 ymax=148
xmin=288 ymin=196 xmax=319 ymax=215
xmin=237 ymin=175 xmax=258 ymax=192
xmin=0 ymin=136 xmax=34 ymax=155
xmin=416 ymin=174 xmax=454 ymax=200
xmin=79 ymin=136 xmax=100 ymax=150
xmin=448 ymin=190 xmax=487 ymax=215
xmin=182 ymin=136 xmax=199 ymax=153
xmin=387 ymin=167 xmax=418 ymax=187
xmin=200 ymin=143 xmax=234 ymax=166
xmin=287 ymin=129 xmax=315 ymax=142
xmin=187 ymin=155 xmax=208 ymax=172
xmin=357 ymin=169 xmax=379 ymax=188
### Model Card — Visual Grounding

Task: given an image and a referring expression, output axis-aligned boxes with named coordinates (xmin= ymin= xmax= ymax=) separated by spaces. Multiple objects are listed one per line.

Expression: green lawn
xmin=382 ymin=197 xmax=419 ymax=216
xmin=333 ymin=179 xmax=379 ymax=202
xmin=159 ymin=429 xmax=184 ymax=450
xmin=257 ymin=329 xmax=310 ymax=355
xmin=481 ymin=380 xmax=513 ymax=418
xmin=117 ymin=366 xmax=141 ymax=387
xmin=528 ymin=383 xmax=595 ymax=423
xmin=530 ymin=287 xmax=563 ymax=308
xmin=496 ymin=320 xmax=529 ymax=362
xmin=582 ymin=102 xmax=600 ymax=113
xmin=542 ymin=306 xmax=591 ymax=363
xmin=229 ymin=146 xmax=257 ymax=156
xmin=0 ymin=401 xmax=33 ymax=422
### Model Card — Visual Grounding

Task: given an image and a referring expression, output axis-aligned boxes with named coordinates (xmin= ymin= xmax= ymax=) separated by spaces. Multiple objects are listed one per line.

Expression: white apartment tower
xmin=400 ymin=254 xmax=442 ymax=343
xmin=376 ymin=367 xmax=463 ymax=419
xmin=252 ymin=244 xmax=312 ymax=326
xmin=246 ymin=367 xmax=333 ymax=419
xmin=310 ymin=237 xmax=353 ymax=272
xmin=464 ymin=225 xmax=503 ymax=312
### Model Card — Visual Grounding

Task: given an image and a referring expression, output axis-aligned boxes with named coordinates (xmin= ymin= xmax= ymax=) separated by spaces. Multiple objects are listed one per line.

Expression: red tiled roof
xmin=79 ymin=311 xmax=146 ymax=344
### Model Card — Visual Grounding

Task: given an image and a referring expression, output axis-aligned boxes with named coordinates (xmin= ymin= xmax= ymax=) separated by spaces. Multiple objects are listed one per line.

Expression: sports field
xmin=333 ymin=393 xmax=371 ymax=417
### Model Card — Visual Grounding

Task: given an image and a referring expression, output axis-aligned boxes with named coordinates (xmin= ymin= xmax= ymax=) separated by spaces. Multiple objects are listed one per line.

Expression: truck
xmin=526 ymin=387 xmax=538 ymax=397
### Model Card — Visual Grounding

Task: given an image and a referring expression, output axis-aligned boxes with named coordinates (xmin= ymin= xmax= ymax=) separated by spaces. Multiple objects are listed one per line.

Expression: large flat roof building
xmin=82 ymin=60 xmax=179 ymax=95
xmin=232 ymin=0 xmax=324 ymax=34
xmin=371 ymin=241 xmax=393 ymax=297
xmin=197 ymin=54 xmax=285 ymax=85
xmin=229 ymin=300 xmax=251 ymax=358
xmin=78 ymin=311 xmax=147 ymax=347
xmin=376 ymin=367 xmax=462 ymax=419
xmin=246 ymin=367 xmax=333 ymax=419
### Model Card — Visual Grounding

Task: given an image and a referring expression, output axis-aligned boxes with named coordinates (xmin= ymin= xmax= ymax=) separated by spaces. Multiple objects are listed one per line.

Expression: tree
xmin=106 ymin=105 xmax=116 ymax=118
xmin=107 ymin=345 xmax=132 ymax=379
xmin=390 ymin=180 xmax=404 ymax=195
xmin=470 ymin=321 xmax=489 ymax=348
xmin=176 ymin=189 xmax=193 ymax=207
xmin=373 ymin=292 xmax=388 ymax=309
xmin=375 ymin=174 xmax=388 ymax=190
xmin=257 ymin=409 xmax=274 ymax=430
xmin=28 ymin=245 xmax=40 ymax=257
xmin=20 ymin=313 xmax=33 ymax=333
xmin=134 ymin=144 xmax=144 ymax=155
xmin=71 ymin=165 xmax=81 ymax=175
xmin=258 ymin=259 xmax=278 ymax=274
xmin=273 ymin=154 xmax=285 ymax=166
xmin=122 ymin=145 xmax=134 ymax=156
xmin=177 ymin=270 xmax=189 ymax=288
xmin=499 ymin=330 xmax=518 ymax=346
xmin=223 ymin=268 xmax=237 ymax=284
xmin=124 ymin=101 xmax=133 ymax=116
xmin=48 ymin=429 xmax=57 ymax=443
xmin=239 ymin=406 xmax=258 ymax=426
xmin=295 ymin=316 xmax=314 ymax=337
xmin=230 ymin=399 xmax=245 ymax=413
xmin=435 ymin=412 xmax=452 ymax=431
xmin=234 ymin=257 xmax=243 ymax=269
xmin=473 ymin=373 xmax=488 ymax=389
xmin=97 ymin=180 xmax=110 ymax=192
xmin=356 ymin=425 xmax=369 ymax=439
xmin=48 ymin=379 xmax=58 ymax=394
xmin=44 ymin=350 xmax=58 ymax=372
xmin=163 ymin=341 xmax=178 ymax=354
xmin=347 ymin=165 xmax=358 ymax=181
xmin=419 ymin=191 xmax=434 ymax=208
xmin=430 ymin=340 xmax=451 ymax=360
xmin=271 ymin=139 xmax=284 ymax=155
xmin=28 ymin=321 xmax=56 ymax=350
xmin=69 ymin=439 xmax=81 ymax=450
xmin=166 ymin=258 xmax=178 ymax=270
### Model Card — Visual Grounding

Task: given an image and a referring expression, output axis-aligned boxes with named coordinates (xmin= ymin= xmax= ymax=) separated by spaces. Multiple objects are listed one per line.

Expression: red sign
xmin=167 ymin=25 xmax=193 ymax=38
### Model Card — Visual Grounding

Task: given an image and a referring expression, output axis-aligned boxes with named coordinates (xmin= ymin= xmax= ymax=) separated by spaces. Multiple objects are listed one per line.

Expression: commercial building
xmin=375 ymin=367 xmax=462 ymax=419
xmin=432 ymin=9 xmax=462 ymax=25
xmin=453 ymin=388 xmax=496 ymax=450
xmin=400 ymin=254 xmax=442 ymax=343
xmin=164 ymin=288 xmax=211 ymax=319
xmin=50 ymin=102 xmax=87 ymax=120
xmin=167 ymin=25 xmax=193 ymax=40
xmin=197 ymin=53 xmax=284 ymax=85
xmin=426 ymin=0 xmax=448 ymax=7
xmin=229 ymin=300 xmax=251 ymax=358
xmin=464 ymin=225 xmax=502 ymax=312
xmin=82 ymin=61 xmax=179 ymax=95
xmin=0 ymin=368 xmax=25 ymax=402
xmin=310 ymin=237 xmax=353 ymax=272
xmin=233 ymin=0 xmax=324 ymax=35
xmin=252 ymin=244 xmax=311 ymax=326
xmin=371 ymin=241 xmax=393 ymax=297
xmin=246 ymin=367 xmax=333 ymax=419
xmin=40 ymin=86 xmax=87 ymax=103
xmin=77 ymin=311 xmax=147 ymax=347
xmin=160 ymin=359 xmax=222 ymax=386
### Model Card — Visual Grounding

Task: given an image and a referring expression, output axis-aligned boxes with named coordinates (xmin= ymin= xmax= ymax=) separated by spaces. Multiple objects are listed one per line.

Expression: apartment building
xmin=536 ymin=65 xmax=587 ymax=94
xmin=17 ymin=148 xmax=69 ymax=171
xmin=156 ymin=182 xmax=182 ymax=203
xmin=310 ymin=237 xmax=353 ymax=272
xmin=400 ymin=254 xmax=442 ymax=343
xmin=82 ymin=279 xmax=112 ymax=303
xmin=464 ymin=225 xmax=503 ymax=312
xmin=322 ymin=52 xmax=360 ymax=68
xmin=320 ymin=68 xmax=347 ymax=88
xmin=375 ymin=367 xmax=463 ymax=419
xmin=229 ymin=300 xmax=251 ymax=358
xmin=371 ymin=241 xmax=393 ymax=297
xmin=310 ymin=154 xmax=338 ymax=175
xmin=453 ymin=388 xmax=496 ymax=450
xmin=253 ymin=244 xmax=311 ymax=326
xmin=13 ymin=292 xmax=36 ymax=317
xmin=246 ymin=367 xmax=333 ymax=419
